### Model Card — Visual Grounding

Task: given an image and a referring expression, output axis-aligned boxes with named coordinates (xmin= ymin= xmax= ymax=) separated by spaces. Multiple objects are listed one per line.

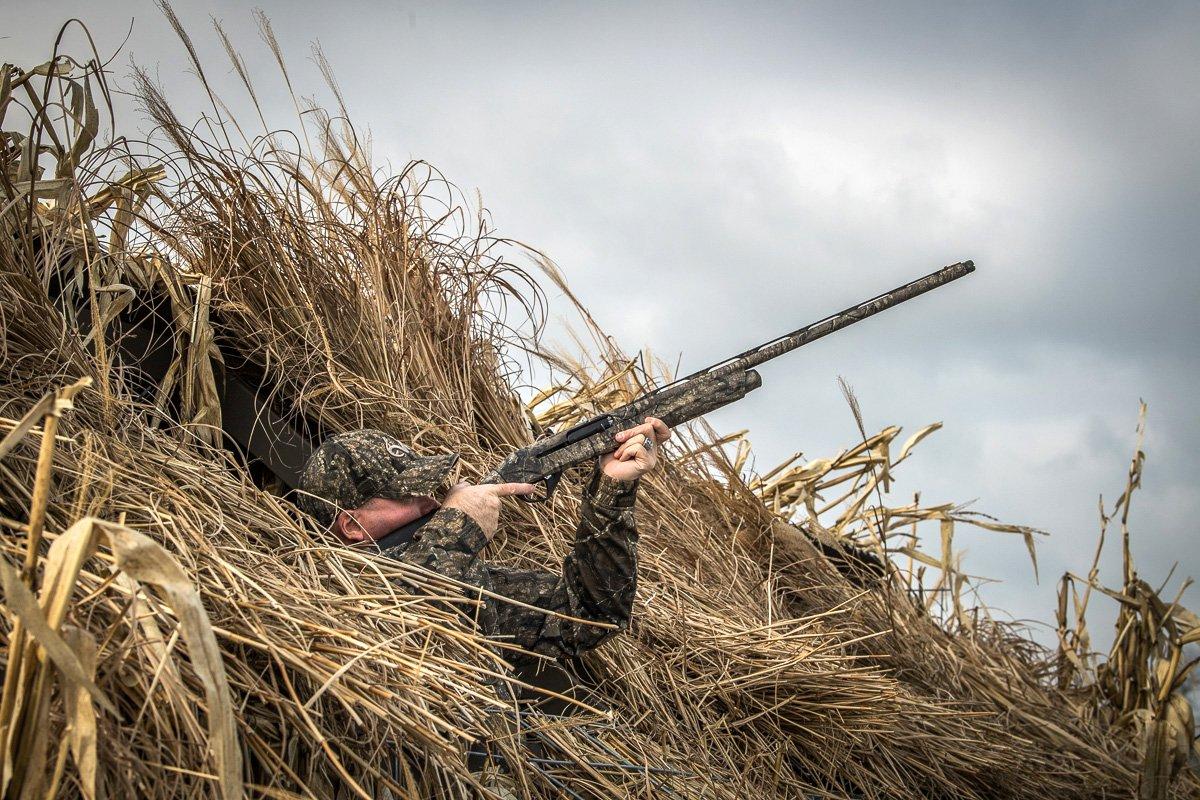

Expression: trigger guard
xmin=517 ymin=472 xmax=562 ymax=503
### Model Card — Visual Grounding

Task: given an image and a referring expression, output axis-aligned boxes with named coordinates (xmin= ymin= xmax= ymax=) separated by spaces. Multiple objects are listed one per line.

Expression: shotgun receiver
xmin=376 ymin=261 xmax=974 ymax=550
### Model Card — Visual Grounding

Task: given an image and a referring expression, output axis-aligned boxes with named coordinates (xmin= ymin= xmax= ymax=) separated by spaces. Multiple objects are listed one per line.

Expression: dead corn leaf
xmin=0 ymin=563 xmax=115 ymax=715
xmin=98 ymin=522 xmax=243 ymax=800
xmin=61 ymin=625 xmax=100 ymax=800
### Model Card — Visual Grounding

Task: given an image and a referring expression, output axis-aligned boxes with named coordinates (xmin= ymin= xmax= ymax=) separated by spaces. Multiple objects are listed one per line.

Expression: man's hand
xmin=440 ymin=481 xmax=537 ymax=540
xmin=601 ymin=416 xmax=672 ymax=482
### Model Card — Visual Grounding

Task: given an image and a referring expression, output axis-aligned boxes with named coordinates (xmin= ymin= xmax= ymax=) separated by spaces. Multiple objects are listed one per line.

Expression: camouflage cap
xmin=297 ymin=429 xmax=459 ymax=527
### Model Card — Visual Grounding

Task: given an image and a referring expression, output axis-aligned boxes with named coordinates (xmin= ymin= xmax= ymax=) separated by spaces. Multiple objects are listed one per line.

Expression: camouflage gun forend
xmin=375 ymin=261 xmax=974 ymax=549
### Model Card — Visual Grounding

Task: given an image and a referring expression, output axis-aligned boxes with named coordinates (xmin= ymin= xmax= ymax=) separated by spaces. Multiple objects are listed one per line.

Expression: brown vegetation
xmin=1 ymin=12 xmax=1196 ymax=799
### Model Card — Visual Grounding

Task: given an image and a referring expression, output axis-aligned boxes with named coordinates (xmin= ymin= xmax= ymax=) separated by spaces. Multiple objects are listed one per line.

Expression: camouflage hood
xmin=297 ymin=429 xmax=459 ymax=527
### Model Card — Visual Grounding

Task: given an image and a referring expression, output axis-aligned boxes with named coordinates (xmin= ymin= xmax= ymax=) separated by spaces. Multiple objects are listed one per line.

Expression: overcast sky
xmin=7 ymin=1 xmax=1198 ymax=648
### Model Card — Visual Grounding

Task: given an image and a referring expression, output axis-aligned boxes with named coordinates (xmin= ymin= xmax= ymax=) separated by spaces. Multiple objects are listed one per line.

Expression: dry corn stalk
xmin=0 ymin=381 xmax=240 ymax=800
xmin=1053 ymin=404 xmax=1199 ymax=799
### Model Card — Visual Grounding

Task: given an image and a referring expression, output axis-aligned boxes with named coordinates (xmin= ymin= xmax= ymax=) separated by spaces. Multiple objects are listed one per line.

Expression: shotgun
xmin=375 ymin=260 xmax=975 ymax=550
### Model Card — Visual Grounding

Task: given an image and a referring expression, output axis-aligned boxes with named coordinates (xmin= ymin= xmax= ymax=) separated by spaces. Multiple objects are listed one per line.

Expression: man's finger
xmin=644 ymin=417 xmax=671 ymax=442
xmin=616 ymin=423 xmax=651 ymax=443
xmin=624 ymin=431 xmax=652 ymax=450
xmin=614 ymin=433 xmax=648 ymax=459
xmin=493 ymin=482 xmax=539 ymax=497
xmin=615 ymin=423 xmax=651 ymax=442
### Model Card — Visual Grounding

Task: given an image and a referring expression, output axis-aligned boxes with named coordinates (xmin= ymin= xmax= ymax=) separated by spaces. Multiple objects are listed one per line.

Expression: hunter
xmin=296 ymin=417 xmax=671 ymax=662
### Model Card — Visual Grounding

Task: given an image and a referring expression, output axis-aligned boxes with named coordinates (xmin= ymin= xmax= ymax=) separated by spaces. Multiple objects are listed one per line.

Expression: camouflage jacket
xmin=380 ymin=466 xmax=639 ymax=664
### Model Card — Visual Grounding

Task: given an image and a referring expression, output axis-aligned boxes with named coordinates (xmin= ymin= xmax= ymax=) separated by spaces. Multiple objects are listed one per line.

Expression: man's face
xmin=333 ymin=495 xmax=441 ymax=545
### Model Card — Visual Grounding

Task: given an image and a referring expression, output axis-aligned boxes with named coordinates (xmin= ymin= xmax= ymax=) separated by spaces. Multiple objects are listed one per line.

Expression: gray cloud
xmin=6 ymin=0 xmax=1197 ymax=647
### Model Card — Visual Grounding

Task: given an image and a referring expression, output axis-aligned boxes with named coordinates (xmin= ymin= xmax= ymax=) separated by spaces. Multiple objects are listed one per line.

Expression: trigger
xmin=518 ymin=472 xmax=563 ymax=503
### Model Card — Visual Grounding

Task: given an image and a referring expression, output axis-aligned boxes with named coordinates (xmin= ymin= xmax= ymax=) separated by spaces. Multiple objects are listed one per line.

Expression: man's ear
xmin=333 ymin=510 xmax=368 ymax=544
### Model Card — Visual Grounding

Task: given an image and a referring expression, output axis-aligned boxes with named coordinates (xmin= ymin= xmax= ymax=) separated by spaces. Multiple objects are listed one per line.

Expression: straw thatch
xmin=2 ymin=12 xmax=1197 ymax=799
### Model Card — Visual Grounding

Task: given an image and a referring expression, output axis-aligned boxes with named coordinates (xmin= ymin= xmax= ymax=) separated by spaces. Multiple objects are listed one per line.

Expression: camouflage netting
xmin=1 ymin=13 xmax=1196 ymax=800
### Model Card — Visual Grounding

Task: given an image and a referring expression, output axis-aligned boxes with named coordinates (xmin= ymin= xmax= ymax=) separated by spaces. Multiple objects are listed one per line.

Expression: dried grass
xmin=1 ymin=11 xmax=1196 ymax=799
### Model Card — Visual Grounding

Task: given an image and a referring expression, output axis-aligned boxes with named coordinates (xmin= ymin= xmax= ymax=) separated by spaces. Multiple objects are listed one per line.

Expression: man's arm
xmin=378 ymin=506 xmax=491 ymax=585
xmin=380 ymin=416 xmax=666 ymax=661
xmin=485 ymin=464 xmax=639 ymax=662
xmin=376 ymin=480 xmax=538 ymax=583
